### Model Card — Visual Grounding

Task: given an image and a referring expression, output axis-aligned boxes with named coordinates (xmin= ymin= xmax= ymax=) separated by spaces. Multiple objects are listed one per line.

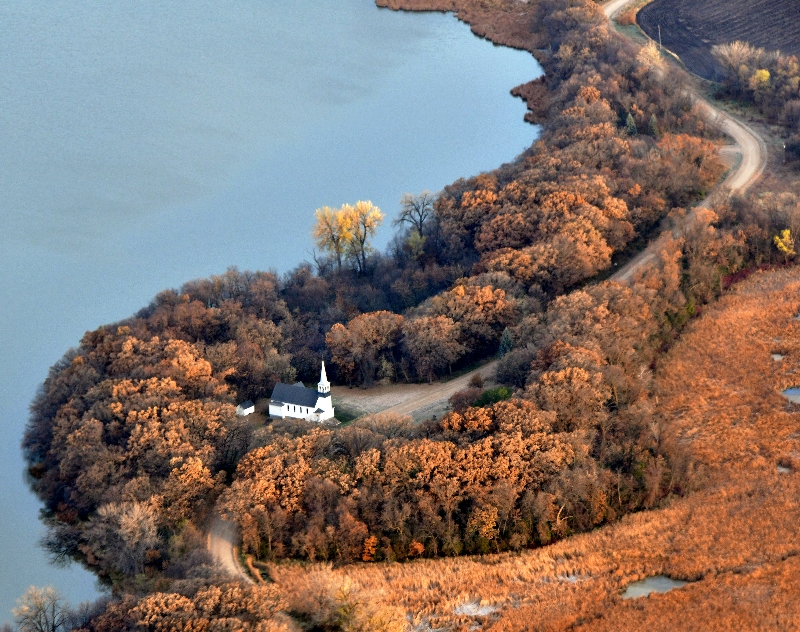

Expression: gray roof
xmin=238 ymin=400 xmax=254 ymax=409
xmin=270 ymin=382 xmax=319 ymax=408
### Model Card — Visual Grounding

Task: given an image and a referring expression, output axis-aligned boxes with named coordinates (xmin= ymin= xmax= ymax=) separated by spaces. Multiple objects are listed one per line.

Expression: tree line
xmin=713 ymin=41 xmax=800 ymax=160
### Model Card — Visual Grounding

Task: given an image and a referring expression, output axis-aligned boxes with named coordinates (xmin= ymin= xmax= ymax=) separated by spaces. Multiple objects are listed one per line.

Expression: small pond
xmin=621 ymin=575 xmax=688 ymax=599
xmin=782 ymin=388 xmax=800 ymax=403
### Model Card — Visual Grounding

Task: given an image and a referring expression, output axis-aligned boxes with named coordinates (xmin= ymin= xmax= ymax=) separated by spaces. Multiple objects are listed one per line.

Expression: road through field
xmin=603 ymin=0 xmax=767 ymax=283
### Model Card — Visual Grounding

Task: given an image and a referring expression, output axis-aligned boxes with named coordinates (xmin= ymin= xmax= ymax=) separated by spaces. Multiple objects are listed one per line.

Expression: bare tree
xmin=13 ymin=586 xmax=69 ymax=632
xmin=395 ymin=191 xmax=435 ymax=235
xmin=87 ymin=501 xmax=159 ymax=575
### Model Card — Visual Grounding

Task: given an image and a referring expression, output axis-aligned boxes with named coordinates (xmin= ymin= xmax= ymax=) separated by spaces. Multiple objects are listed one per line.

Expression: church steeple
xmin=317 ymin=361 xmax=330 ymax=395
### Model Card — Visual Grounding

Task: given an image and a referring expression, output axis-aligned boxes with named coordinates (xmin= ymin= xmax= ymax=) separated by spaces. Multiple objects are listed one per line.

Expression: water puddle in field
xmin=452 ymin=600 xmax=498 ymax=616
xmin=782 ymin=388 xmax=800 ymax=403
xmin=621 ymin=576 xmax=688 ymax=599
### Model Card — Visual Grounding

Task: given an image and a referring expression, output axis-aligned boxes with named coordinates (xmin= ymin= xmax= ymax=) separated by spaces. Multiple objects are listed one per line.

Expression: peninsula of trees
xmin=17 ymin=0 xmax=800 ymax=629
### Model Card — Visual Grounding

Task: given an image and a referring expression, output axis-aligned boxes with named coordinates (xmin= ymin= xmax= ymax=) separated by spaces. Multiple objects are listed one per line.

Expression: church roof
xmin=270 ymin=382 xmax=320 ymax=408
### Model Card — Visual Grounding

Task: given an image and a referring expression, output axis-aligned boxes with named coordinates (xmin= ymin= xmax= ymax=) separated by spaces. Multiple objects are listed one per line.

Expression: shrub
xmin=473 ymin=386 xmax=513 ymax=407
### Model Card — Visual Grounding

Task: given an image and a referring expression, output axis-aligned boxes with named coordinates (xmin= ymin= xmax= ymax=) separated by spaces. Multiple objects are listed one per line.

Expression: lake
xmin=0 ymin=0 xmax=541 ymax=619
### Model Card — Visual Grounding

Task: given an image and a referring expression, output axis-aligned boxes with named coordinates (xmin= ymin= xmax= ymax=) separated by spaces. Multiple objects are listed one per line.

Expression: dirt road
xmin=208 ymin=517 xmax=252 ymax=583
xmin=380 ymin=360 xmax=498 ymax=418
xmin=204 ymin=0 xmax=768 ymax=593
xmin=333 ymin=360 xmax=499 ymax=422
xmin=602 ymin=0 xmax=632 ymax=20
xmin=603 ymin=0 xmax=767 ymax=283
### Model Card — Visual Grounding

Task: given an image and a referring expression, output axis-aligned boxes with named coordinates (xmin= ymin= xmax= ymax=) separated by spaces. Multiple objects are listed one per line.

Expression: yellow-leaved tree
xmin=312 ymin=205 xmax=353 ymax=270
xmin=774 ymin=228 xmax=796 ymax=263
xmin=312 ymin=201 xmax=383 ymax=273
xmin=344 ymin=200 xmax=384 ymax=273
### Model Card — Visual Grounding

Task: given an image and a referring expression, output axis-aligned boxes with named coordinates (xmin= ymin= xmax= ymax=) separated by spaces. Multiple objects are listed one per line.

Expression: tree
xmin=313 ymin=205 xmax=353 ymax=270
xmin=345 ymin=201 xmax=384 ymax=274
xmin=13 ymin=586 xmax=70 ymax=632
xmin=87 ymin=502 xmax=160 ymax=575
xmin=749 ymin=68 xmax=770 ymax=91
xmin=497 ymin=328 xmax=514 ymax=358
xmin=326 ymin=311 xmax=404 ymax=386
xmin=648 ymin=113 xmax=659 ymax=137
xmin=395 ymin=191 xmax=435 ymax=234
xmin=637 ymin=40 xmax=663 ymax=70
xmin=427 ymin=284 xmax=515 ymax=354
xmin=625 ymin=112 xmax=637 ymax=135
xmin=402 ymin=316 xmax=465 ymax=382
xmin=774 ymin=229 xmax=796 ymax=263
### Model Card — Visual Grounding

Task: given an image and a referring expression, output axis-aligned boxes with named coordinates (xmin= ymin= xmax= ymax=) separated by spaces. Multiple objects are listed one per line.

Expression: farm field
xmin=637 ymin=0 xmax=800 ymax=80
xmin=284 ymin=266 xmax=800 ymax=630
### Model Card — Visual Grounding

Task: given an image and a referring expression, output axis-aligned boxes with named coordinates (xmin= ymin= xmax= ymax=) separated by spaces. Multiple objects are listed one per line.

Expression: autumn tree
xmin=402 ymin=315 xmax=465 ymax=382
xmin=326 ymin=311 xmax=404 ymax=386
xmin=427 ymin=284 xmax=516 ymax=355
xmin=313 ymin=205 xmax=353 ymax=270
xmin=345 ymin=201 xmax=384 ymax=274
xmin=774 ymin=229 xmax=796 ymax=263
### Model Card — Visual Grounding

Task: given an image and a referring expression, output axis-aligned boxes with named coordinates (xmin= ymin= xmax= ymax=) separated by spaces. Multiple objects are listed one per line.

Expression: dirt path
xmin=208 ymin=517 xmax=252 ymax=583
xmin=381 ymin=360 xmax=498 ymax=418
xmin=603 ymin=0 xmax=633 ymax=20
xmin=334 ymin=360 xmax=499 ymax=422
xmin=603 ymin=0 xmax=768 ymax=284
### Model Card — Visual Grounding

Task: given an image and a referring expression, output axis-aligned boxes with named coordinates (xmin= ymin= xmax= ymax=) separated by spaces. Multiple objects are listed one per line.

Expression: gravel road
xmin=603 ymin=0 xmax=767 ymax=283
xmin=208 ymin=517 xmax=252 ymax=583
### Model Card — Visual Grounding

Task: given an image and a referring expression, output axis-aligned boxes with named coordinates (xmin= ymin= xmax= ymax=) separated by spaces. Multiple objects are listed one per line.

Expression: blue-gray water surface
xmin=0 ymin=0 xmax=541 ymax=619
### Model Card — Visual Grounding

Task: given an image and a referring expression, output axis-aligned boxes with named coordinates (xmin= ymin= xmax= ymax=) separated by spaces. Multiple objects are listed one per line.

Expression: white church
xmin=268 ymin=361 xmax=335 ymax=423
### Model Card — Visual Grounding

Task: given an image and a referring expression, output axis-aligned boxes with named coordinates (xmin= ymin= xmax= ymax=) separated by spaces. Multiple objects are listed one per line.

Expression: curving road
xmin=208 ymin=517 xmax=253 ymax=583
xmin=380 ymin=360 xmax=498 ymax=418
xmin=603 ymin=0 xmax=633 ymax=20
xmin=604 ymin=0 xmax=767 ymax=283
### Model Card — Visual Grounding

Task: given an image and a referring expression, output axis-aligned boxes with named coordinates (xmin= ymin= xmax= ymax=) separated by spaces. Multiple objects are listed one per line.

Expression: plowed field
xmin=638 ymin=0 xmax=800 ymax=80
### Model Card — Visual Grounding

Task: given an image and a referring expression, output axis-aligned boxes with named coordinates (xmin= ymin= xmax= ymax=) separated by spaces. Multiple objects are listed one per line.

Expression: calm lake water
xmin=0 ymin=0 xmax=540 ymax=619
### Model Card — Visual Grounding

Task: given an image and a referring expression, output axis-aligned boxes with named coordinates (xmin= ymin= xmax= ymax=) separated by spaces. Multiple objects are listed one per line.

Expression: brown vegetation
xmin=211 ymin=262 xmax=800 ymax=631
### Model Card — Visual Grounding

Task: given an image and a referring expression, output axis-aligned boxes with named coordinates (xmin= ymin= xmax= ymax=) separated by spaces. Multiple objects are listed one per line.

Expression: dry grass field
xmin=271 ymin=266 xmax=800 ymax=630
xmin=637 ymin=0 xmax=800 ymax=80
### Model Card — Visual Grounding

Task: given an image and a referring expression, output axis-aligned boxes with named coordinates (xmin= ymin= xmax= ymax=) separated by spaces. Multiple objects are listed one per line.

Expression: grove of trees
xmin=713 ymin=41 xmax=800 ymax=160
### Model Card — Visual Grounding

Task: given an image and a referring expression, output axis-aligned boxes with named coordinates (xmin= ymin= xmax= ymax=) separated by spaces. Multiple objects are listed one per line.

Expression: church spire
xmin=318 ymin=360 xmax=330 ymax=395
